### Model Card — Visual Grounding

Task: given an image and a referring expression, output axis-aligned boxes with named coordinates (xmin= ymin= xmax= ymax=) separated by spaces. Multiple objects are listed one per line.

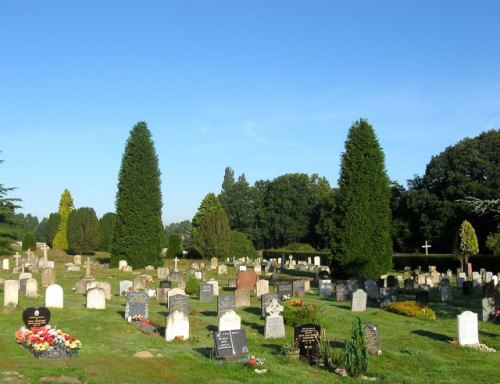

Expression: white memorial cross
xmin=173 ymin=257 xmax=179 ymax=272
xmin=265 ymin=298 xmax=284 ymax=318
xmin=84 ymin=257 xmax=92 ymax=278
xmin=40 ymin=243 xmax=50 ymax=268
xmin=13 ymin=252 xmax=22 ymax=267
xmin=421 ymin=241 xmax=432 ymax=256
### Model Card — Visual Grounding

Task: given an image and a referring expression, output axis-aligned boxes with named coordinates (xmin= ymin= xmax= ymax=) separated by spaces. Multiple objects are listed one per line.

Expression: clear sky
xmin=1 ymin=0 xmax=499 ymax=225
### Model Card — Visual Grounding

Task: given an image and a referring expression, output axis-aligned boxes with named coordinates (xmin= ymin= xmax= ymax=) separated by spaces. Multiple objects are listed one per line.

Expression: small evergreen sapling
xmin=344 ymin=316 xmax=368 ymax=377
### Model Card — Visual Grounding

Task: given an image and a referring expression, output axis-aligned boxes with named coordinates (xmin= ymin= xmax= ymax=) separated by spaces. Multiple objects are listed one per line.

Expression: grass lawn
xmin=1 ymin=249 xmax=499 ymax=384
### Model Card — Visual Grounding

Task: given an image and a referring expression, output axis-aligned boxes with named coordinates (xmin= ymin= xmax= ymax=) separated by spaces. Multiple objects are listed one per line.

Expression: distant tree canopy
xmin=111 ymin=122 xmax=164 ymax=268
xmin=164 ymin=220 xmax=192 ymax=248
xmin=52 ymin=189 xmax=74 ymax=250
xmin=14 ymin=213 xmax=39 ymax=238
xmin=0 ymin=158 xmax=21 ymax=255
xmin=193 ymin=203 xmax=230 ymax=260
xmin=166 ymin=233 xmax=183 ymax=259
xmin=22 ymin=231 xmax=37 ymax=251
xmin=332 ymin=119 xmax=392 ymax=279
xmin=45 ymin=213 xmax=61 ymax=248
xmin=394 ymin=129 xmax=500 ymax=253
xmin=67 ymin=207 xmax=100 ymax=254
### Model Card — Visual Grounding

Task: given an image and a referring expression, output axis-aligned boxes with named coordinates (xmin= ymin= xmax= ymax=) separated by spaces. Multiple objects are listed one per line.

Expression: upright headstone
xmin=261 ymin=292 xmax=279 ymax=319
xmin=45 ymin=284 xmax=64 ymax=309
xmin=86 ymin=287 xmax=106 ymax=309
xmin=366 ymin=280 xmax=379 ymax=299
xmin=235 ymin=289 xmax=250 ymax=308
xmin=255 ymin=279 xmax=269 ymax=298
xmin=237 ymin=271 xmax=258 ymax=290
xmin=276 ymin=281 xmax=293 ymax=299
xmin=351 ymin=289 xmax=367 ymax=312
xmin=292 ymin=280 xmax=305 ymax=297
xmin=264 ymin=298 xmax=285 ymax=338
xmin=4 ymin=280 xmax=18 ymax=307
xmin=319 ymin=280 xmax=333 ymax=297
xmin=210 ymin=257 xmax=218 ymax=270
xmin=207 ymin=280 xmax=219 ymax=296
xmin=156 ymin=288 xmax=170 ymax=304
xmin=457 ymin=311 xmax=479 ymax=345
xmin=294 ymin=323 xmax=321 ymax=363
xmin=217 ymin=264 xmax=228 ymax=275
xmin=364 ymin=324 xmax=381 ymax=355
xmin=2 ymin=258 xmax=9 ymax=270
xmin=120 ymin=280 xmax=133 ymax=296
xmin=41 ymin=268 xmax=55 ymax=287
xmin=482 ymin=281 xmax=496 ymax=322
xmin=336 ymin=283 xmax=349 ymax=301
xmin=441 ymin=285 xmax=453 ymax=302
xmin=463 ymin=281 xmax=474 ymax=295
xmin=313 ymin=256 xmax=321 ymax=267
xmin=73 ymin=255 xmax=82 ymax=265
xmin=125 ymin=291 xmax=149 ymax=321
xmin=165 ymin=310 xmax=190 ymax=341
xmin=218 ymin=310 xmax=241 ymax=332
xmin=157 ymin=267 xmax=169 ymax=279
xmin=118 ymin=260 xmax=128 ymax=270
xmin=25 ymin=278 xmax=38 ymax=298
xmin=169 ymin=294 xmax=189 ymax=316
xmin=416 ymin=290 xmax=430 ymax=306
xmin=199 ymin=283 xmax=214 ymax=302
xmin=217 ymin=295 xmax=236 ymax=317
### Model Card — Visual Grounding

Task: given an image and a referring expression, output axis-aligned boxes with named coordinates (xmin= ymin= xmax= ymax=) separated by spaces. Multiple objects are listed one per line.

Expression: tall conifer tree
xmin=52 ymin=189 xmax=74 ymax=249
xmin=111 ymin=122 xmax=163 ymax=268
xmin=333 ymin=119 xmax=392 ymax=278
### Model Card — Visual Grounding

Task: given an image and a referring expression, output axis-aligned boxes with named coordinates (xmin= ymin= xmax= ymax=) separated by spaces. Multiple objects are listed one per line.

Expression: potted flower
xmin=281 ymin=341 xmax=300 ymax=360
xmin=247 ymin=355 xmax=267 ymax=373
xmin=15 ymin=325 xmax=81 ymax=358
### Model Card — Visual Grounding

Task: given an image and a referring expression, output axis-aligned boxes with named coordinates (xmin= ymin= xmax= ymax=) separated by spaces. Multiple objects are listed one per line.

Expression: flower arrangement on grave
xmin=144 ymin=276 xmax=155 ymax=283
xmin=281 ymin=340 xmax=300 ymax=359
xmin=15 ymin=325 xmax=81 ymax=358
xmin=134 ymin=318 xmax=161 ymax=336
xmin=495 ymin=310 xmax=500 ymax=323
xmin=280 ymin=294 xmax=291 ymax=302
xmin=282 ymin=299 xmax=320 ymax=326
xmin=247 ymin=355 xmax=267 ymax=373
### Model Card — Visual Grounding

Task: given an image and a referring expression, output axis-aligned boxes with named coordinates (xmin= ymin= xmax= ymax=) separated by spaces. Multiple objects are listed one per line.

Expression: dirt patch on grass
xmin=40 ymin=376 xmax=82 ymax=383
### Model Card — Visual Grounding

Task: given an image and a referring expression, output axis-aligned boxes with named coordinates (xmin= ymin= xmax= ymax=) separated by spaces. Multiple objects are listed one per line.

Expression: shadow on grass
xmin=194 ymin=347 xmax=214 ymax=359
xmin=206 ymin=325 xmax=218 ymax=333
xmin=242 ymin=319 xmax=264 ymax=334
xmin=242 ymin=306 xmax=261 ymax=316
xmin=117 ymin=310 xmax=125 ymax=319
xmin=260 ymin=342 xmax=284 ymax=355
xmin=330 ymin=303 xmax=351 ymax=311
xmin=201 ymin=311 xmax=217 ymax=317
xmin=411 ymin=329 xmax=450 ymax=342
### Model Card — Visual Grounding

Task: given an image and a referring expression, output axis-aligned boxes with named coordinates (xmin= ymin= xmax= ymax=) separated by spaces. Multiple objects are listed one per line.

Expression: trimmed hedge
xmin=262 ymin=250 xmax=332 ymax=265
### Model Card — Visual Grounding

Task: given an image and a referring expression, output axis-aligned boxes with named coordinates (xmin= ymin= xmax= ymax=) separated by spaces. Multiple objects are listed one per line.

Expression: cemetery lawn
xmin=0 ymin=251 xmax=499 ymax=384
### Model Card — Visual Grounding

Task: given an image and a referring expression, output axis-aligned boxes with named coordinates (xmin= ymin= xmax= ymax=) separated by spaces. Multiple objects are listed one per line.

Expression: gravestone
xmin=125 ymin=291 xmax=149 ymax=321
xmin=42 ymin=268 xmax=55 ymax=287
xmin=157 ymin=267 xmax=169 ymax=279
xmin=4 ymin=280 xmax=18 ymax=307
xmin=210 ymin=257 xmax=218 ymax=270
xmin=96 ymin=282 xmax=112 ymax=300
xmin=156 ymin=288 xmax=170 ymax=304
xmin=213 ymin=329 xmax=249 ymax=360
xmin=237 ymin=271 xmax=258 ymax=290
xmin=235 ymin=289 xmax=250 ymax=308
xmin=386 ymin=275 xmax=397 ymax=288
xmin=23 ymin=307 xmax=50 ymax=327
xmin=75 ymin=277 xmax=95 ymax=294
xmin=25 ymin=278 xmax=38 ymax=298
xmin=294 ymin=323 xmax=321 ymax=363
xmin=441 ymin=286 xmax=453 ymax=302
xmin=481 ymin=281 xmax=496 ymax=322
xmin=159 ymin=280 xmax=172 ymax=289
xmin=217 ymin=295 xmax=236 ymax=317
xmin=120 ymin=280 xmax=133 ymax=296
xmin=253 ymin=264 xmax=262 ymax=276
xmin=336 ymin=283 xmax=349 ymax=301
xmin=207 ymin=280 xmax=219 ymax=296
xmin=169 ymin=294 xmax=189 ymax=316
xmin=73 ymin=255 xmax=81 ymax=265
xmin=218 ymin=264 xmax=228 ymax=275
xmin=292 ymin=280 xmax=305 ymax=297
xmin=227 ymin=278 xmax=237 ymax=288
xmin=199 ymin=283 xmax=214 ymax=302
xmin=194 ymin=271 xmax=203 ymax=280
xmin=457 ymin=273 xmax=466 ymax=288
xmin=165 ymin=310 xmax=190 ymax=341
xmin=255 ymin=279 xmax=269 ymax=298
xmin=379 ymin=287 xmax=397 ymax=308
xmin=366 ymin=280 xmax=379 ymax=299
xmin=457 ymin=311 xmax=479 ymax=345
xmin=319 ymin=280 xmax=333 ymax=297
xmin=86 ymin=287 xmax=106 ymax=309
xmin=264 ymin=298 xmax=285 ymax=338
xmin=351 ymin=289 xmax=367 ymax=312
xmin=277 ymin=281 xmax=293 ymax=299
xmin=261 ymin=293 xmax=279 ymax=319
xmin=3 ymin=258 xmax=9 ymax=270
xmin=313 ymin=256 xmax=321 ymax=267
xmin=168 ymin=272 xmax=183 ymax=283
xmin=167 ymin=288 xmax=187 ymax=304
xmin=439 ymin=278 xmax=450 ymax=291
xmin=364 ymin=324 xmax=381 ymax=355
xmin=45 ymin=284 xmax=64 ymax=309
xmin=218 ymin=310 xmax=241 ymax=331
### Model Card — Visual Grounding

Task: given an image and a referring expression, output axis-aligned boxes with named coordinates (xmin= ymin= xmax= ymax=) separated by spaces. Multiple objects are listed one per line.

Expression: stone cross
xmin=84 ymin=257 xmax=92 ymax=278
xmin=40 ymin=243 xmax=50 ymax=268
xmin=421 ymin=241 xmax=432 ymax=255
xmin=173 ymin=257 xmax=179 ymax=272
xmin=13 ymin=252 xmax=22 ymax=267
xmin=265 ymin=298 xmax=284 ymax=318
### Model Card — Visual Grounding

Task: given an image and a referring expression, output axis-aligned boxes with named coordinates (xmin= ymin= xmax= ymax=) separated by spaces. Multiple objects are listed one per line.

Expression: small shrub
xmin=185 ymin=276 xmax=200 ymax=297
xmin=22 ymin=232 xmax=37 ymax=251
xmin=385 ymin=301 xmax=437 ymax=320
xmin=344 ymin=317 xmax=368 ymax=377
xmin=282 ymin=300 xmax=320 ymax=326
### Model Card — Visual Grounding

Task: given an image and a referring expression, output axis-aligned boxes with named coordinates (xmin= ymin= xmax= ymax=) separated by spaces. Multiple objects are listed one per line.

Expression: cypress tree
xmin=52 ymin=189 xmax=74 ymax=249
xmin=166 ymin=233 xmax=183 ymax=259
xmin=67 ymin=207 xmax=100 ymax=254
xmin=45 ymin=212 xmax=60 ymax=247
xmin=22 ymin=231 xmax=37 ymax=251
xmin=333 ymin=119 xmax=392 ymax=279
xmin=110 ymin=122 xmax=163 ymax=268
xmin=99 ymin=212 xmax=116 ymax=252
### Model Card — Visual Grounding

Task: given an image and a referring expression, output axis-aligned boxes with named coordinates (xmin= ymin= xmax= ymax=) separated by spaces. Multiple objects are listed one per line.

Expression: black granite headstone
xmin=23 ymin=307 xmax=50 ymax=328
xmin=217 ymin=295 xmax=236 ymax=317
xmin=213 ymin=329 xmax=249 ymax=360
xmin=294 ymin=323 xmax=321 ymax=363
xmin=463 ymin=281 xmax=474 ymax=295
xmin=416 ymin=291 xmax=430 ymax=306
xmin=159 ymin=280 xmax=172 ymax=289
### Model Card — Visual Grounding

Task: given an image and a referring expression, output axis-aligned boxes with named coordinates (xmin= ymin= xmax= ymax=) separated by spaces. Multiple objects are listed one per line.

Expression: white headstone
xmin=351 ymin=289 xmax=367 ymax=312
xmin=207 ymin=280 xmax=219 ymax=296
xmin=217 ymin=264 xmax=228 ymax=275
xmin=87 ymin=287 xmax=106 ymax=309
xmin=264 ymin=298 xmax=286 ymax=338
xmin=255 ymin=280 xmax=269 ymax=298
xmin=4 ymin=280 xmax=18 ymax=307
xmin=253 ymin=264 xmax=262 ymax=276
xmin=210 ymin=257 xmax=218 ymax=270
xmin=2 ymin=258 xmax=9 ymax=270
xmin=218 ymin=309 xmax=241 ymax=331
xmin=45 ymin=284 xmax=64 ymax=308
xmin=120 ymin=280 xmax=133 ymax=296
xmin=167 ymin=288 xmax=187 ymax=307
xmin=314 ymin=256 xmax=321 ymax=267
xmin=165 ymin=310 xmax=189 ymax=341
xmin=118 ymin=260 xmax=128 ymax=270
xmin=73 ymin=255 xmax=82 ymax=265
xmin=457 ymin=311 xmax=479 ymax=346
xmin=157 ymin=267 xmax=170 ymax=279
xmin=47 ymin=261 xmax=55 ymax=269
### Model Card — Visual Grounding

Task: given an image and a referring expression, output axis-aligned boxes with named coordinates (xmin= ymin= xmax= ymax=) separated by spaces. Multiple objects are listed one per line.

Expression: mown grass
xmin=0 ymin=249 xmax=498 ymax=384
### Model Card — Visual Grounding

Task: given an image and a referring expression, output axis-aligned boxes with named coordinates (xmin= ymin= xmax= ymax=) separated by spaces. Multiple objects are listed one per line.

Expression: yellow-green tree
xmin=52 ymin=189 xmax=74 ymax=249
xmin=456 ymin=220 xmax=479 ymax=270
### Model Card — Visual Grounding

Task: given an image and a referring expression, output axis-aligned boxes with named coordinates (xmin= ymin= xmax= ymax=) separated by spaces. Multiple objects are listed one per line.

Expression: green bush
xmin=228 ymin=230 xmax=256 ymax=259
xmin=344 ymin=317 xmax=368 ymax=377
xmin=385 ymin=301 xmax=436 ymax=320
xmin=185 ymin=276 xmax=200 ymax=297
xmin=282 ymin=299 xmax=320 ymax=326
xmin=166 ymin=233 xmax=183 ymax=259
xmin=22 ymin=232 xmax=37 ymax=251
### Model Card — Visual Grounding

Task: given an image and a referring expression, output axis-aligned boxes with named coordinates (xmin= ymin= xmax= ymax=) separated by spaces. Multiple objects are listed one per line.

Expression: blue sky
xmin=1 ymin=0 xmax=499 ymax=225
